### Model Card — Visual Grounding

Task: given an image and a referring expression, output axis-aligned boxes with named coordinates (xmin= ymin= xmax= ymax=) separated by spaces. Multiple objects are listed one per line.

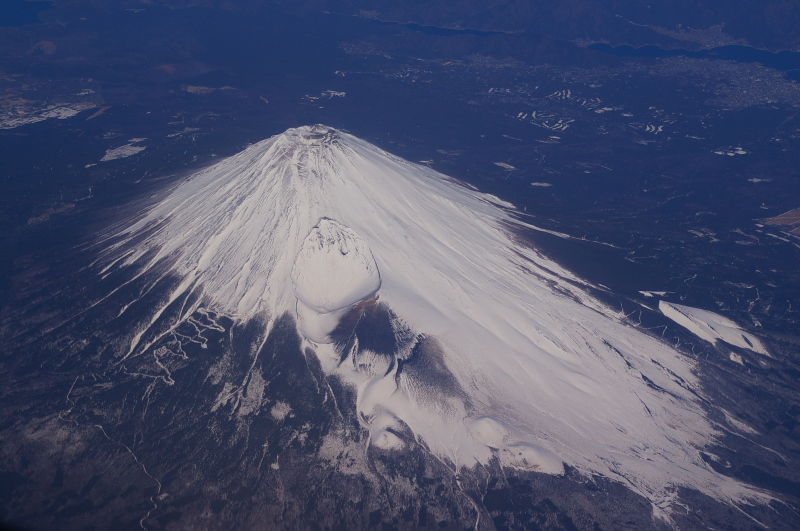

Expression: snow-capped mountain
xmin=93 ymin=125 xmax=761 ymax=514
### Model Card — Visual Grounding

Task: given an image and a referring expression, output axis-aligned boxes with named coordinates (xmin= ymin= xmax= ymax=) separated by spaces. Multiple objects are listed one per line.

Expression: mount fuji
xmin=102 ymin=125 xmax=757 ymax=501
xmin=2 ymin=125 xmax=778 ymax=530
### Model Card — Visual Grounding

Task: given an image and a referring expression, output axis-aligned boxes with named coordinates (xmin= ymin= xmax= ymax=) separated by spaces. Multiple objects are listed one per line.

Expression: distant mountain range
xmin=253 ymin=0 xmax=800 ymax=51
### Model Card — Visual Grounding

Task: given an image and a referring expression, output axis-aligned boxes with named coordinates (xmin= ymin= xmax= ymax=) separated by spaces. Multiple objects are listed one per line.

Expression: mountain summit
xmin=99 ymin=125 xmax=758 ymax=511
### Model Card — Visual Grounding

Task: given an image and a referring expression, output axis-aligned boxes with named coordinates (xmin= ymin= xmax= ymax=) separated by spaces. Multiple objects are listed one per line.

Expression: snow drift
xmin=100 ymin=125 xmax=762 ymax=510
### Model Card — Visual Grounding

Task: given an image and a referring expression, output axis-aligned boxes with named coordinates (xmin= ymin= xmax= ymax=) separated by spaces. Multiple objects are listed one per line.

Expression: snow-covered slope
xmin=292 ymin=218 xmax=381 ymax=343
xmin=659 ymin=300 xmax=769 ymax=356
xmin=100 ymin=125 xmax=762 ymax=511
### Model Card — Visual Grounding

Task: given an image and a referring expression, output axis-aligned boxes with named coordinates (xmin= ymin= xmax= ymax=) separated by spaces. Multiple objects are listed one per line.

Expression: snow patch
xmin=270 ymin=401 xmax=291 ymax=421
xmin=468 ymin=416 xmax=509 ymax=449
xmin=0 ymin=102 xmax=96 ymax=129
xmin=501 ymin=443 xmax=564 ymax=475
xmin=370 ymin=412 xmax=405 ymax=451
xmin=468 ymin=417 xmax=564 ymax=475
xmin=101 ymin=143 xmax=146 ymax=162
xmin=721 ymin=409 xmax=757 ymax=435
xmin=659 ymin=301 xmax=769 ymax=356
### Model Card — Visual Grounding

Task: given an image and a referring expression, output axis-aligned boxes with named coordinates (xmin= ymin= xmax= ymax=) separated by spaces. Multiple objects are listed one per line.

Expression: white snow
xmin=659 ymin=301 xmax=769 ymax=356
xmin=639 ymin=291 xmax=670 ymax=298
xmin=292 ymin=219 xmax=381 ymax=313
xmin=270 ymin=401 xmax=291 ymax=421
xmin=167 ymin=127 xmax=200 ymax=138
xmin=469 ymin=416 xmax=564 ymax=474
xmin=501 ymin=443 xmax=565 ymax=475
xmin=370 ymin=412 xmax=405 ymax=451
xmin=1 ymin=102 xmax=96 ymax=129
xmin=467 ymin=416 xmax=509 ymax=448
xmin=714 ymin=147 xmax=749 ymax=156
xmin=101 ymin=142 xmax=146 ymax=162
xmin=100 ymin=125 xmax=765 ymax=509
xmin=294 ymin=301 xmax=351 ymax=344
xmin=291 ymin=219 xmax=381 ymax=343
